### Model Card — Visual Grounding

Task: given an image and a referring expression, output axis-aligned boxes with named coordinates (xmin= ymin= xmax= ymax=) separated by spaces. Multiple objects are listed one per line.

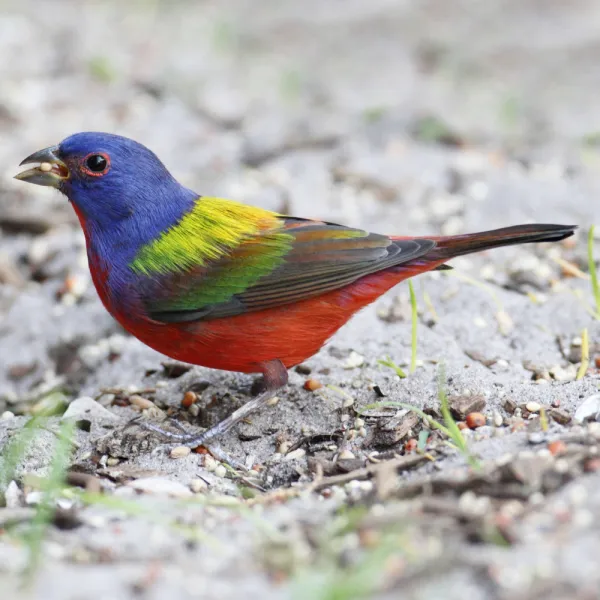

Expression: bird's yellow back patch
xmin=130 ymin=197 xmax=289 ymax=276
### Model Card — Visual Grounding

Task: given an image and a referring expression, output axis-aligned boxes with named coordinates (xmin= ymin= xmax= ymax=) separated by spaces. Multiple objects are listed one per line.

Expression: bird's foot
xmin=134 ymin=418 xmax=246 ymax=469
xmin=133 ymin=359 xmax=288 ymax=470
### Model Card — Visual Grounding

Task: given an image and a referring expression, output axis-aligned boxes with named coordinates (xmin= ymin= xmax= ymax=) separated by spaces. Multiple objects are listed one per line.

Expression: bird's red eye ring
xmin=81 ymin=153 xmax=110 ymax=177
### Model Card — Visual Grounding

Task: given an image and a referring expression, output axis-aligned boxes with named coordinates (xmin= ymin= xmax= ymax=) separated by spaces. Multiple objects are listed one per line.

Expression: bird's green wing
xmin=130 ymin=197 xmax=435 ymax=323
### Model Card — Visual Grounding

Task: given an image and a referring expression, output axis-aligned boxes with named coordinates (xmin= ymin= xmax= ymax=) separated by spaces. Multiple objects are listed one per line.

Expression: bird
xmin=16 ymin=132 xmax=576 ymax=463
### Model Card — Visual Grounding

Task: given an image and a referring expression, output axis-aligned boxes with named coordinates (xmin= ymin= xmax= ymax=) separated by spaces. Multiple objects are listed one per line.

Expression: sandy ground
xmin=1 ymin=1 xmax=600 ymax=598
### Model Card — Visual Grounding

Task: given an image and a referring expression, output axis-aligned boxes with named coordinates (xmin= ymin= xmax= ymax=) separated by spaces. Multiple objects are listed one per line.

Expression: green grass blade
xmin=408 ymin=281 xmax=418 ymax=373
xmin=588 ymin=226 xmax=600 ymax=319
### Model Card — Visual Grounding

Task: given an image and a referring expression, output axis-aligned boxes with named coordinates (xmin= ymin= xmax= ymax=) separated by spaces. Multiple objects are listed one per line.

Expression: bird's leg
xmin=177 ymin=359 xmax=288 ymax=447
xmin=136 ymin=359 xmax=288 ymax=465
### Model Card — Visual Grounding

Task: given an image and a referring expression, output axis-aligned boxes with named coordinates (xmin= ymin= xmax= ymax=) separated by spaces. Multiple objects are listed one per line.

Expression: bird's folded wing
xmin=132 ymin=200 xmax=435 ymax=323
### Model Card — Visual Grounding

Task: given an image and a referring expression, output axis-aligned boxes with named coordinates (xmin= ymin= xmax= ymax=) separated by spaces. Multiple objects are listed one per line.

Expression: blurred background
xmin=1 ymin=4 xmax=600 ymax=599
xmin=1 ymin=0 xmax=599 ymax=397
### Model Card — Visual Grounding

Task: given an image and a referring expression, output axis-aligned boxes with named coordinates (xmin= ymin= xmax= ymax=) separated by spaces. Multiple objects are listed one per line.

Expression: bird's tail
xmin=418 ymin=223 xmax=576 ymax=262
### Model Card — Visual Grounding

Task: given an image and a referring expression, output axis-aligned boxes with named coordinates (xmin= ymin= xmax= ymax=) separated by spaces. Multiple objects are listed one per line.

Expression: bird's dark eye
xmin=86 ymin=154 xmax=107 ymax=172
xmin=82 ymin=152 xmax=110 ymax=176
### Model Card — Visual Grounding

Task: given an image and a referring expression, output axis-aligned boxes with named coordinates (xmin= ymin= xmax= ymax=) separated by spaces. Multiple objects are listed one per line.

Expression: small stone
xmin=4 ymin=481 xmax=23 ymax=508
xmin=303 ymin=378 xmax=323 ymax=392
xmin=358 ymin=427 xmax=367 ymax=437
xmin=343 ymin=351 xmax=365 ymax=369
xmin=588 ymin=422 xmax=600 ymax=439
xmin=277 ymin=440 xmax=291 ymax=454
xmin=493 ymin=412 xmax=503 ymax=427
xmin=285 ymin=448 xmax=306 ymax=461
xmin=190 ymin=479 xmax=208 ymax=493
xmin=267 ymin=395 xmax=280 ymax=406
xmin=338 ymin=449 xmax=356 ymax=460
xmin=465 ymin=412 xmax=486 ymax=429
xmin=204 ymin=455 xmax=218 ymax=472
xmin=62 ymin=396 xmax=119 ymax=423
xmin=188 ymin=403 xmax=200 ymax=417
xmin=1 ymin=411 xmax=15 ymax=420
xmin=450 ymin=395 xmax=486 ymax=419
xmin=106 ymin=457 xmax=120 ymax=466
xmin=128 ymin=477 xmax=193 ymax=498
xmin=354 ymin=418 xmax=365 ymax=428
xmin=170 ymin=446 xmax=191 ymax=459
xmin=295 ymin=364 xmax=311 ymax=375
xmin=129 ymin=395 xmax=155 ymax=410
xmin=214 ymin=465 xmax=227 ymax=478
xmin=181 ymin=391 xmax=197 ymax=408
xmin=526 ymin=402 xmax=541 ymax=413
xmin=502 ymin=398 xmax=517 ymax=414
xmin=549 ymin=408 xmax=571 ymax=425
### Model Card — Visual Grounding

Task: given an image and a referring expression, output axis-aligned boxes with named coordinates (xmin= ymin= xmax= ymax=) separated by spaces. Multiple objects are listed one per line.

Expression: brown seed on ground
xmin=182 ymin=391 xmax=197 ymax=408
xmin=129 ymin=395 xmax=155 ymax=410
xmin=595 ymin=356 xmax=600 ymax=369
xmin=303 ymin=378 xmax=323 ymax=392
xmin=547 ymin=440 xmax=567 ymax=456
xmin=465 ymin=412 xmax=486 ymax=429
xmin=404 ymin=438 xmax=417 ymax=452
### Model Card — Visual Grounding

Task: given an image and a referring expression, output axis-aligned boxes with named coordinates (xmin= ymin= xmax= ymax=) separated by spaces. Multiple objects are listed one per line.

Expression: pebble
xmin=588 ymin=422 xmax=600 ymax=439
xmin=1 ymin=411 xmax=14 ymax=420
xmin=267 ymin=395 xmax=280 ymax=406
xmin=188 ymin=403 xmax=200 ymax=417
xmin=284 ymin=448 xmax=306 ymax=461
xmin=61 ymin=396 xmax=119 ymax=423
xmin=338 ymin=449 xmax=356 ymax=460
xmin=342 ymin=395 xmax=355 ymax=408
xmin=214 ymin=465 xmax=227 ymax=478
xmin=170 ymin=446 xmax=191 ymax=459
xmin=128 ymin=477 xmax=193 ymax=498
xmin=354 ymin=418 xmax=365 ymax=428
xmin=4 ymin=481 xmax=23 ymax=509
xmin=204 ymin=455 xmax=218 ymax=472
xmin=190 ymin=479 xmax=208 ymax=493
xmin=106 ymin=457 xmax=120 ymax=466
xmin=526 ymin=402 xmax=541 ymax=413
xmin=493 ymin=411 xmax=503 ymax=427
xmin=343 ymin=351 xmax=365 ymax=369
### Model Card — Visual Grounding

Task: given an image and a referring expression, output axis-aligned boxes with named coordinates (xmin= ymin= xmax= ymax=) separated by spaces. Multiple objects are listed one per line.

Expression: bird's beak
xmin=14 ymin=145 xmax=69 ymax=188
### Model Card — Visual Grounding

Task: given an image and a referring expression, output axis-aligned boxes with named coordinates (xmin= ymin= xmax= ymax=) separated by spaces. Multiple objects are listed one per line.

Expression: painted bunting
xmin=16 ymin=133 xmax=576 ymax=460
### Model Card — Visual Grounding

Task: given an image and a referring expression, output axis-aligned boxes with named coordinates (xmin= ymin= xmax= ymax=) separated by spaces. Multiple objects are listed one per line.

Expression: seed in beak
xmin=39 ymin=162 xmax=53 ymax=172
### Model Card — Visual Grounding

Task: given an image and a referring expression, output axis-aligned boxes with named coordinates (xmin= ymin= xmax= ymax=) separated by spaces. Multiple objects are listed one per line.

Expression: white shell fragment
xmin=574 ymin=394 xmax=600 ymax=423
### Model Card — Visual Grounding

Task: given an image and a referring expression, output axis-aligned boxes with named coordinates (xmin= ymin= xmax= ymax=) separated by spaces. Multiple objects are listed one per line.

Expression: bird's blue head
xmin=16 ymin=132 xmax=196 ymax=243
